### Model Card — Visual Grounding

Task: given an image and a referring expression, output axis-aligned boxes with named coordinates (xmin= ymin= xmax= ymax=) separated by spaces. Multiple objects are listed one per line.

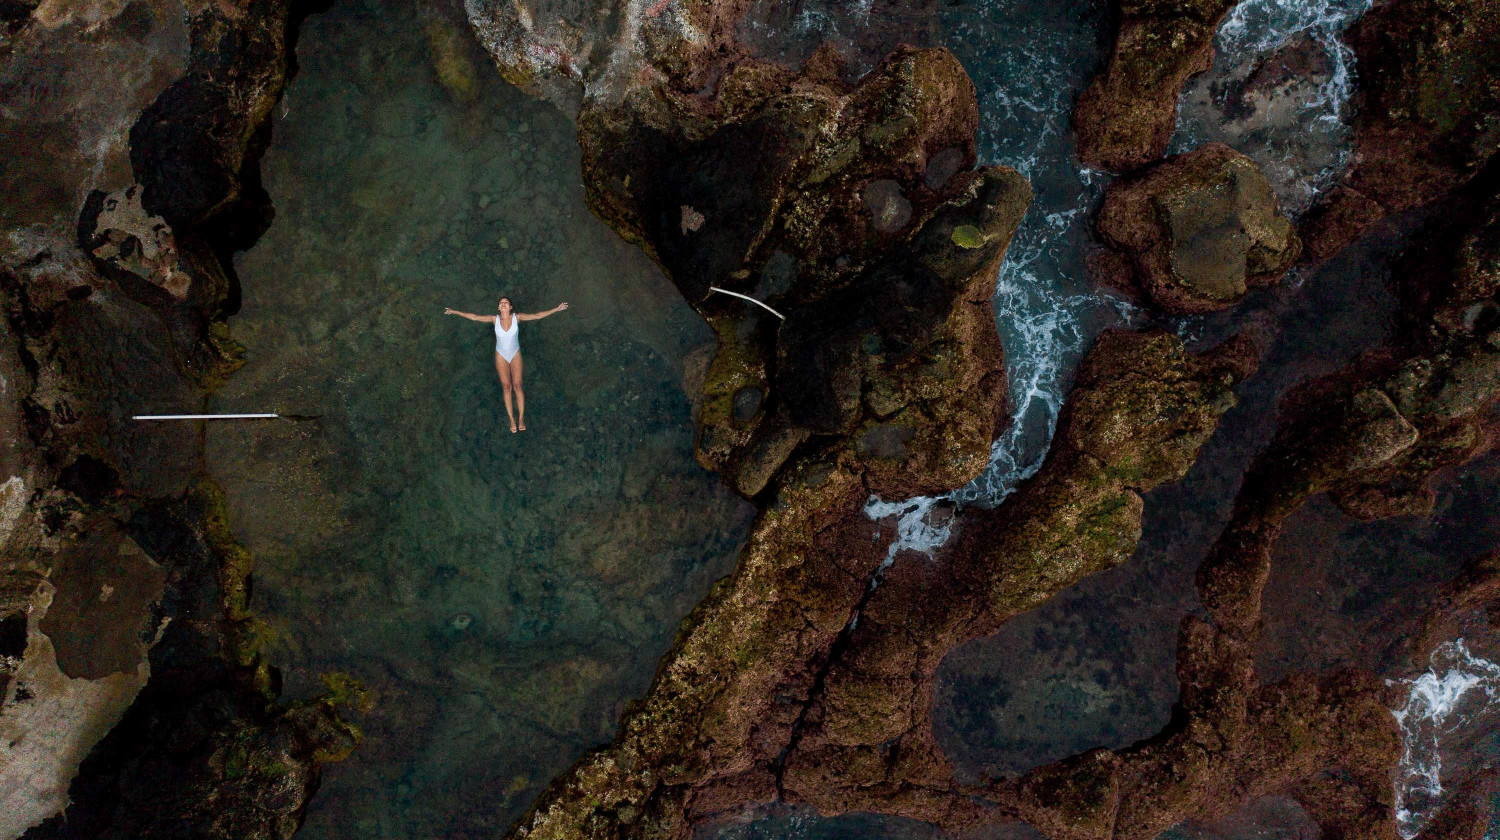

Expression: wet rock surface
xmin=23 ymin=487 xmax=364 ymax=840
xmin=1 ymin=0 xmax=358 ymax=835
xmin=1095 ymin=143 xmax=1300 ymax=313
xmin=472 ymin=5 xmax=1042 ymax=829
xmin=781 ymin=330 xmax=1257 ymax=828
xmin=1072 ymin=0 xmax=1237 ymax=172
xmin=1300 ymin=0 xmax=1500 ymax=261
xmin=467 ymin=0 xmax=1500 ymax=836
xmin=565 ymin=40 xmax=1024 ymax=499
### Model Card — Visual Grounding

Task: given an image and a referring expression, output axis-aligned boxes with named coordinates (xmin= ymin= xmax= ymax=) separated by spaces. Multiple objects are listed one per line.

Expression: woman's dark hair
xmin=497 ymin=295 xmax=512 ymax=308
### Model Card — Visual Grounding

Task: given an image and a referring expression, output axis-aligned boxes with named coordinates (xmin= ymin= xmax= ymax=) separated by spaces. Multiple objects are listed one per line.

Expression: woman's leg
xmin=495 ymin=353 xmax=517 ymax=433
xmin=513 ymin=352 xmax=526 ymax=430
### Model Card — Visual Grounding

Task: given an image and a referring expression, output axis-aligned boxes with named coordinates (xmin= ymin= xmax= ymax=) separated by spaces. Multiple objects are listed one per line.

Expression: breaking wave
xmin=1390 ymin=639 xmax=1500 ymax=838
xmin=1172 ymin=0 xmax=1372 ymax=213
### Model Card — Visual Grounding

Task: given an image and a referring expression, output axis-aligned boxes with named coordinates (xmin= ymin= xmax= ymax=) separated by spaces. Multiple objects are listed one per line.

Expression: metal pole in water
xmin=133 ymin=414 xmax=281 ymax=420
xmin=708 ymin=286 xmax=785 ymax=320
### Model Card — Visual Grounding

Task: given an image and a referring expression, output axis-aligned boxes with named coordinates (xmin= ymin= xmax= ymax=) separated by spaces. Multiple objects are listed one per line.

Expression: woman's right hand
xmin=443 ymin=308 xmax=455 ymax=315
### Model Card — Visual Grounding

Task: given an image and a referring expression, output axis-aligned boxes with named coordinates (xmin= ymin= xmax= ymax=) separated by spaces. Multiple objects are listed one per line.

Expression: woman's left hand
xmin=557 ymin=302 xmax=569 ymax=311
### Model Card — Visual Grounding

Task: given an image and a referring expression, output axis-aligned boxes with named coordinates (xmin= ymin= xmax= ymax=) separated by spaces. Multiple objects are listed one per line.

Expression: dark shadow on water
xmin=930 ymin=207 xmax=1483 ymax=783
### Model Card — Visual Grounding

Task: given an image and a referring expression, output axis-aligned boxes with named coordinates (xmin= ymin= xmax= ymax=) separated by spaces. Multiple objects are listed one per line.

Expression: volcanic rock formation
xmin=0 ymin=0 xmax=359 ymax=835
xmin=537 ymin=21 xmax=1028 ymax=499
xmin=1299 ymin=0 xmax=1500 ymax=261
xmin=476 ymin=0 xmax=1500 ymax=837
xmin=3 ymin=0 xmax=1499 ymax=837
xmin=1072 ymin=0 xmax=1238 ymax=172
xmin=1094 ymin=143 xmax=1301 ymax=313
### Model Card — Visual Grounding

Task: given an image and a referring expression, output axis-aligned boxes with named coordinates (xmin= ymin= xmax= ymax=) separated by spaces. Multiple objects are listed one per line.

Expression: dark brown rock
xmin=504 ymin=136 xmax=1500 ymax=840
xmin=570 ymin=44 xmax=1020 ymax=498
xmin=1300 ymin=0 xmax=1500 ymax=261
xmin=1073 ymin=0 xmax=1237 ymax=172
xmin=503 ymin=328 xmax=1259 ymax=840
xmin=1 ymin=0 xmax=358 ymax=834
xmin=22 ymin=486 xmax=366 ymax=840
xmin=37 ymin=518 xmax=165 ymax=681
xmin=1096 ymin=143 xmax=1301 ymax=313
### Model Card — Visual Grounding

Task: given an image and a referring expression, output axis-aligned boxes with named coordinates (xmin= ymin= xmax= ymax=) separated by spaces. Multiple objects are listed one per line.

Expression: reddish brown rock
xmin=781 ymin=330 xmax=1256 ymax=829
xmin=571 ymin=44 xmax=1025 ymax=499
xmin=1073 ymin=0 xmax=1237 ymax=173
xmin=470 ymin=2 xmax=1500 ymax=839
xmin=1405 ymin=550 xmax=1500 ymax=664
xmin=1003 ymin=191 xmax=1500 ymax=840
xmin=1096 ymin=143 xmax=1301 ymax=313
xmin=1300 ymin=0 xmax=1500 ymax=261
xmin=505 ymin=161 xmax=1500 ymax=840
xmin=504 ymin=329 xmax=1259 ymax=840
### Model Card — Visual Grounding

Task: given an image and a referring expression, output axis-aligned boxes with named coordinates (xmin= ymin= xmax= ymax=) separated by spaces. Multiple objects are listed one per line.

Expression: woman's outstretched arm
xmin=444 ymin=308 xmax=496 ymax=322
xmin=518 ymin=302 xmax=569 ymax=321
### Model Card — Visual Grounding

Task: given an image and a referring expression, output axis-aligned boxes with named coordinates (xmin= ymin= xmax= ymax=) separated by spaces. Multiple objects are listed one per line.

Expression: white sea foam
xmin=1215 ymin=0 xmax=1370 ymax=60
xmin=1173 ymin=0 xmax=1372 ymax=212
xmin=1389 ymin=639 xmax=1500 ymax=838
xmin=863 ymin=495 xmax=951 ymax=569
xmin=864 ymin=0 xmax=1140 ymax=555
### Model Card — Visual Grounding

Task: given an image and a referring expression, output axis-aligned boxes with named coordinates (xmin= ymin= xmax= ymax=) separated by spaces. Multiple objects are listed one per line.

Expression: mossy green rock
xmin=1097 ymin=143 xmax=1300 ymax=313
xmin=950 ymin=224 xmax=985 ymax=248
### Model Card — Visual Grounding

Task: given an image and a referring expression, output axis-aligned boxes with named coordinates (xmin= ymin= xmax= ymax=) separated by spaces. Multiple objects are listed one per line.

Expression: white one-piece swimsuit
xmin=495 ymin=315 xmax=520 ymax=362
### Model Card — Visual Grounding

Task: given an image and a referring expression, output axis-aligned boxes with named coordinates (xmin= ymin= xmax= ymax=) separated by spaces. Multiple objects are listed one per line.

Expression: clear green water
xmin=207 ymin=1 xmax=753 ymax=835
xmin=204 ymin=0 xmax=1500 ymax=836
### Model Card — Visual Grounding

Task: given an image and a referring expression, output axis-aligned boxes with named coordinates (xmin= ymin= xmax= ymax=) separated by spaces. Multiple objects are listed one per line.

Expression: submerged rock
xmin=1095 ymin=143 xmax=1301 ymax=313
xmin=1073 ymin=0 xmax=1237 ymax=173
xmin=423 ymin=14 xmax=481 ymax=104
xmin=1 ymin=0 xmax=360 ymax=833
xmin=1231 ymin=35 xmax=1336 ymax=122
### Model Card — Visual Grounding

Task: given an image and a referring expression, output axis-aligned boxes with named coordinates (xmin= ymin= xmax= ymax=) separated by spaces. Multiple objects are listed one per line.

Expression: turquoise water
xmin=941 ymin=0 xmax=1130 ymax=506
xmin=207 ymin=1 xmax=753 ymax=835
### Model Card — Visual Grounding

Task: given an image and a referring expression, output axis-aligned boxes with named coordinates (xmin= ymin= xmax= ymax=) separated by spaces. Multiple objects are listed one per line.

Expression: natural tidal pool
xmin=206 ymin=0 xmax=754 ymax=835
xmin=196 ymin=0 xmax=1500 ymax=836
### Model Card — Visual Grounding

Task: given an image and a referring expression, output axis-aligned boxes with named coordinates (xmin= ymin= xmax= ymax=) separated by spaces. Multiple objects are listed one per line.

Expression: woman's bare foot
xmin=519 ymin=421 xmax=527 ymax=431
xmin=510 ymin=420 xmax=518 ymax=433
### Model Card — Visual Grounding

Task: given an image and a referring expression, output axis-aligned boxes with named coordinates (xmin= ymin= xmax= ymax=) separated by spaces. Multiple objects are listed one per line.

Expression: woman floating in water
xmin=444 ymin=296 xmax=568 ymax=433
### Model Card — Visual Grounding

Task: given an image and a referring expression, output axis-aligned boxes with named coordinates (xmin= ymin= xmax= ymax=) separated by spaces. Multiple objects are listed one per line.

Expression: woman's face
xmin=497 ymin=297 xmax=512 ymax=315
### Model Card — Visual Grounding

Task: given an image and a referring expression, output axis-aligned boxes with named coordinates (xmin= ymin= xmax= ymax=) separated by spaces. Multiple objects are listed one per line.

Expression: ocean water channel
xmin=204 ymin=0 xmax=1500 ymax=837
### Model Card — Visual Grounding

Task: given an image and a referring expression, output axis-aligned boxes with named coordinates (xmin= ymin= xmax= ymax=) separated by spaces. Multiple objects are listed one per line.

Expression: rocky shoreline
xmin=1 ymin=0 xmax=1497 ymax=837
xmin=2 ymin=0 xmax=360 ymax=835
